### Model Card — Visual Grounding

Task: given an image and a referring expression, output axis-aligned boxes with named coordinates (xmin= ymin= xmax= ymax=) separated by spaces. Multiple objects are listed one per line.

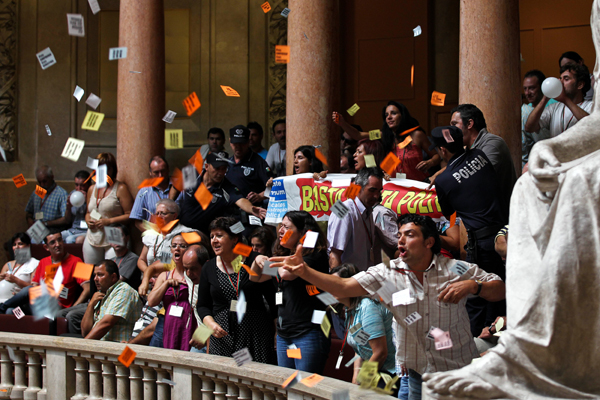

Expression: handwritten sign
xmin=431 ymin=91 xmax=446 ymax=107
xmin=67 ymin=14 xmax=85 ymax=37
xmin=35 ymin=185 xmax=47 ymax=199
xmin=347 ymin=103 xmax=360 ymax=116
xmin=369 ymin=129 xmax=381 ymax=140
xmin=81 ymin=111 xmax=105 ymax=131
xmin=36 ymin=48 xmax=57 ymax=70
xmin=162 ymin=110 xmax=177 ymax=123
xmin=165 ymin=129 xmax=183 ymax=149
xmin=220 ymin=85 xmax=240 ymax=97
xmin=275 ymin=45 xmax=290 ymax=64
xmin=109 ymin=47 xmax=128 ymax=60
xmin=118 ymin=346 xmax=136 ymax=367
xmin=261 ymin=1 xmax=271 ymax=13
xmin=12 ymin=174 xmax=27 ymax=188
xmin=182 ymin=92 xmax=201 ymax=116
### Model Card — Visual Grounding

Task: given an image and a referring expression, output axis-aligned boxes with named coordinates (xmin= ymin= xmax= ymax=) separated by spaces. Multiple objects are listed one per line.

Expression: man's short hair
xmin=43 ymin=231 xmax=61 ymax=244
xmin=272 ymin=119 xmax=286 ymax=133
xmin=188 ymin=245 xmax=210 ymax=267
xmin=36 ymin=165 xmax=53 ymax=178
xmin=207 ymin=127 xmax=225 ymax=140
xmin=451 ymin=104 xmax=487 ymax=132
xmin=399 ymin=214 xmax=441 ymax=254
xmin=156 ymin=198 xmax=180 ymax=215
xmin=558 ymin=51 xmax=583 ymax=66
xmin=524 ymin=69 xmax=546 ymax=85
xmin=560 ymin=62 xmax=591 ymax=95
xmin=100 ymin=260 xmax=119 ymax=276
xmin=74 ymin=170 xmax=90 ymax=181
xmin=148 ymin=155 xmax=169 ymax=170
xmin=355 ymin=167 xmax=384 ymax=187
xmin=247 ymin=121 xmax=264 ymax=136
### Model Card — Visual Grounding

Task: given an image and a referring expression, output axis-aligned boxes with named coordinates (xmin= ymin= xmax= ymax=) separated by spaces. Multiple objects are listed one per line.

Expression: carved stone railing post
xmin=115 ymin=364 xmax=130 ymax=400
xmin=225 ymin=379 xmax=239 ymax=400
xmin=11 ymin=348 xmax=27 ymax=399
xmin=156 ymin=369 xmax=171 ymax=400
xmin=0 ymin=349 xmax=13 ymax=398
xmin=237 ymin=382 xmax=251 ymax=400
xmin=273 ymin=392 xmax=285 ymax=400
xmin=200 ymin=375 xmax=215 ymax=400
xmin=102 ymin=361 xmax=117 ymax=400
xmin=71 ymin=357 xmax=89 ymax=400
xmin=261 ymin=388 xmax=275 ymax=400
xmin=172 ymin=367 xmax=199 ymax=400
xmin=23 ymin=351 xmax=41 ymax=400
xmin=87 ymin=358 xmax=103 ymax=400
xmin=37 ymin=352 xmax=47 ymax=400
xmin=214 ymin=378 xmax=227 ymax=400
xmin=142 ymin=366 xmax=157 ymax=400
xmin=129 ymin=365 xmax=143 ymax=400
xmin=249 ymin=387 xmax=264 ymax=400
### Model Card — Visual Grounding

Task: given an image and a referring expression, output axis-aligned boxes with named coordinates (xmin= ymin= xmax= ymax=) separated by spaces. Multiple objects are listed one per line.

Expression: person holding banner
xmin=293 ymin=145 xmax=325 ymax=175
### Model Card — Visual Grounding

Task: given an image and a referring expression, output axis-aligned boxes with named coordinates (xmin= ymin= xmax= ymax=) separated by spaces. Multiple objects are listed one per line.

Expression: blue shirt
xmin=256 ymin=148 xmax=268 ymax=160
xmin=130 ymin=184 xmax=171 ymax=222
xmin=346 ymin=297 xmax=396 ymax=374
xmin=25 ymin=184 xmax=68 ymax=222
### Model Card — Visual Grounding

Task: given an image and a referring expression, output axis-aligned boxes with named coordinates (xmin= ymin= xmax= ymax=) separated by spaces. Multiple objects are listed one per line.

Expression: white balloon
xmin=70 ymin=191 xmax=85 ymax=207
xmin=541 ymin=77 xmax=563 ymax=99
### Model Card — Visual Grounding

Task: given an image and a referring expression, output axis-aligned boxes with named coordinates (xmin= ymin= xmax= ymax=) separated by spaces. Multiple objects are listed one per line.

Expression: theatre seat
xmin=0 ymin=315 xmax=56 ymax=335
xmin=322 ymin=330 xmax=354 ymax=383
xmin=30 ymin=244 xmax=84 ymax=260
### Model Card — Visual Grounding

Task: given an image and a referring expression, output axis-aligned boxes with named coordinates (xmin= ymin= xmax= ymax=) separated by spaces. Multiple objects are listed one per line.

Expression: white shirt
xmin=0 ymin=257 xmax=39 ymax=302
xmin=539 ymin=100 xmax=593 ymax=138
xmin=266 ymin=143 xmax=286 ymax=176
xmin=353 ymin=254 xmax=502 ymax=374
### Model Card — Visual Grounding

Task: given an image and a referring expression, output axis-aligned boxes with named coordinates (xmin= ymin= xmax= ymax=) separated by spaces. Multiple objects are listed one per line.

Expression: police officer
xmin=176 ymin=151 xmax=266 ymax=234
xmin=225 ymin=124 xmax=273 ymax=206
xmin=430 ymin=125 xmax=507 ymax=337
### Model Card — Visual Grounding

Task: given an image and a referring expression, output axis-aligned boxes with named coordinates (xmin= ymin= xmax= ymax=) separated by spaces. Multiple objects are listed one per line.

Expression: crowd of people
xmin=0 ymin=49 xmax=591 ymax=400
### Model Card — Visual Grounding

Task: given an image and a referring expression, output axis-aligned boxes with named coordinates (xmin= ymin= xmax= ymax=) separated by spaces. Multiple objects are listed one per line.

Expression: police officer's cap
xmin=230 ymin=125 xmax=250 ymax=144
xmin=429 ymin=125 xmax=463 ymax=151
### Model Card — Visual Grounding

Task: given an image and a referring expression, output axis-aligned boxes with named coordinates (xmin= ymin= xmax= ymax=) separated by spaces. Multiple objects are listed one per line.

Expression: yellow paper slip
xmin=165 ymin=129 xmax=184 ymax=149
xmin=81 ymin=111 xmax=105 ymax=131
xmin=192 ymin=325 xmax=214 ymax=344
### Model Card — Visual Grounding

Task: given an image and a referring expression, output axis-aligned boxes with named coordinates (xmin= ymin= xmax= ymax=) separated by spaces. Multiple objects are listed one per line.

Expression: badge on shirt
xmin=354 ymin=330 xmax=370 ymax=345
xmin=275 ymin=291 xmax=283 ymax=305
xmin=349 ymin=323 xmax=362 ymax=334
xmin=230 ymin=300 xmax=238 ymax=312
xmin=35 ymin=212 xmax=44 ymax=220
xmin=169 ymin=305 xmax=183 ymax=317
xmin=59 ymin=287 xmax=69 ymax=299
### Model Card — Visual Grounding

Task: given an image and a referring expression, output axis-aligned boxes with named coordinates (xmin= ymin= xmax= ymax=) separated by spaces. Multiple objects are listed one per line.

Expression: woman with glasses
xmin=147 ymin=234 xmax=196 ymax=351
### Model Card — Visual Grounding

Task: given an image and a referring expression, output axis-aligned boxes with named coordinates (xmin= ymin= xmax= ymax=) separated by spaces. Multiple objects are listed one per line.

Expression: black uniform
xmin=176 ymin=172 xmax=243 ymax=234
xmin=226 ymin=150 xmax=273 ymax=200
xmin=435 ymin=148 xmax=507 ymax=337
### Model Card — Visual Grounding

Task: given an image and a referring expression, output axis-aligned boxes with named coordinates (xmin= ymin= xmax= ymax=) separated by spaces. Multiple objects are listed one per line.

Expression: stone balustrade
xmin=0 ymin=332 xmax=394 ymax=400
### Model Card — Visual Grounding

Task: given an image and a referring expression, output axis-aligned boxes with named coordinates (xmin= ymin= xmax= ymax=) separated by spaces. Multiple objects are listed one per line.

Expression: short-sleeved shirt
xmin=521 ymin=102 xmax=555 ymax=166
xmin=130 ymin=184 xmax=172 ymax=222
xmin=33 ymin=254 xmax=84 ymax=308
xmin=266 ymin=143 xmax=286 ymax=177
xmin=435 ymin=149 xmax=506 ymax=231
xmin=176 ymin=173 xmax=243 ymax=233
xmin=353 ymin=254 xmax=502 ymax=374
xmin=111 ymin=251 xmax=141 ymax=290
xmin=539 ymin=100 xmax=593 ymax=138
xmin=346 ymin=297 xmax=396 ymax=374
xmin=93 ymin=280 xmax=143 ymax=342
xmin=25 ymin=184 xmax=68 ymax=222
xmin=327 ymin=197 xmax=379 ymax=271
xmin=226 ymin=150 xmax=273 ymax=198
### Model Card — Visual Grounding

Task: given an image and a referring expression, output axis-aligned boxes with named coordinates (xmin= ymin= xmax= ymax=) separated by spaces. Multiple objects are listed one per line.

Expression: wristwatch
xmin=475 ymin=280 xmax=483 ymax=296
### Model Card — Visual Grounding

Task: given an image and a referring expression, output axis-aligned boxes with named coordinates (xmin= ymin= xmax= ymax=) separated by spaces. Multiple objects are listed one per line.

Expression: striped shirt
xmin=353 ymin=254 xmax=501 ymax=374
xmin=94 ymin=281 xmax=143 ymax=342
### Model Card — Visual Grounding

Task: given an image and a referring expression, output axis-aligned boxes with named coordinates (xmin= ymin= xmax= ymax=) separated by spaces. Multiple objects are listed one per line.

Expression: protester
xmin=25 ymin=165 xmax=69 ymax=235
xmin=130 ymin=156 xmax=172 ymax=232
xmin=266 ymin=119 xmax=287 ymax=177
xmin=183 ymin=245 xmax=211 ymax=352
xmin=199 ymin=127 xmax=226 ymax=160
xmin=108 ymin=224 xmax=141 ymax=290
xmin=293 ymin=145 xmax=325 ymax=174
xmin=0 ymin=233 xmax=39 ymax=303
xmin=61 ymin=170 xmax=91 ymax=244
xmin=249 ymin=227 xmax=276 ymax=257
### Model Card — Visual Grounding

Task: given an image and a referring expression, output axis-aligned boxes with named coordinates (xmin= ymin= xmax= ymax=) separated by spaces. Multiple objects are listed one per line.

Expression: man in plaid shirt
xmin=25 ymin=165 xmax=69 ymax=237
xmin=270 ymin=214 xmax=505 ymax=400
xmin=81 ymin=260 xmax=142 ymax=342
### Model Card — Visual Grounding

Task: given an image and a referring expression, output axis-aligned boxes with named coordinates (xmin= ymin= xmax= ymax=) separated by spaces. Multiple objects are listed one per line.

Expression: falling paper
xmin=15 ymin=248 xmax=31 ymax=265
xmin=88 ymin=0 xmax=100 ymax=14
xmin=12 ymin=174 xmax=27 ymax=188
xmin=345 ymin=354 xmax=360 ymax=367
xmin=450 ymin=261 xmax=469 ymax=276
xmin=36 ymin=48 xmax=57 ymax=70
xmin=27 ymin=220 xmax=50 ymax=244
xmin=96 ymin=164 xmax=107 ymax=189
xmin=376 ymin=280 xmax=397 ymax=304
xmin=364 ymin=154 xmax=376 ymax=168
xmin=45 ymin=125 xmax=52 ymax=136
xmin=85 ymin=93 xmax=102 ymax=110
xmin=430 ymin=327 xmax=453 ymax=350
xmin=347 ymin=103 xmax=360 ymax=116
xmin=403 ymin=311 xmax=422 ymax=325
xmin=162 ymin=110 xmax=177 ymax=124
xmin=392 ymin=288 xmax=414 ymax=306
xmin=109 ymin=47 xmax=127 ymax=60
xmin=280 ymin=7 xmax=291 ymax=18
xmin=302 ymin=231 xmax=319 ymax=249
xmin=332 ymin=389 xmax=350 ymax=400
xmin=6 ymin=345 xmax=15 ymax=361
xmin=13 ymin=307 xmax=25 ymax=319
xmin=81 ymin=111 xmax=105 ymax=131
xmin=182 ymin=165 xmax=197 ymax=190
xmin=275 ymin=45 xmax=290 ymax=64
xmin=86 ymin=157 xmax=99 ymax=170
xmin=249 ymin=216 xmax=262 ymax=226
xmin=311 ymin=310 xmax=326 ymax=324
xmin=331 ymin=200 xmax=349 ymax=219
xmin=161 ymin=379 xmax=176 ymax=386
xmin=105 ymin=226 xmax=125 ymax=246
xmin=164 ymin=129 xmax=183 ymax=149
xmin=316 ymin=292 xmax=337 ymax=306
xmin=232 ymin=347 xmax=253 ymax=367
xmin=236 ymin=290 xmax=247 ymax=324
xmin=53 ymin=266 xmax=64 ymax=294
xmin=67 ymin=14 xmax=85 ymax=37
xmin=331 ymin=178 xmax=351 ymax=188
xmin=261 ymin=260 xmax=279 ymax=277
xmin=192 ymin=325 xmax=214 ymax=344
xmin=230 ymin=222 xmax=245 ymax=234
xmin=118 ymin=346 xmax=136 ymax=368
xmin=413 ymin=25 xmax=422 ymax=37
xmin=73 ymin=85 xmax=85 ymax=101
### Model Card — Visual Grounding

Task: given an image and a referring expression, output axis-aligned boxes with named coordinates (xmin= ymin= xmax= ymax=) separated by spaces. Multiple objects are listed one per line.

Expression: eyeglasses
xmin=170 ymin=243 xmax=188 ymax=249
xmin=156 ymin=211 xmax=175 ymax=217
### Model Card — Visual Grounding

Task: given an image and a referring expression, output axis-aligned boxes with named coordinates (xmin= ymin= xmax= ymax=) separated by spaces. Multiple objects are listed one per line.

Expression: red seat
xmin=30 ymin=244 xmax=84 ymax=261
xmin=0 ymin=315 xmax=55 ymax=335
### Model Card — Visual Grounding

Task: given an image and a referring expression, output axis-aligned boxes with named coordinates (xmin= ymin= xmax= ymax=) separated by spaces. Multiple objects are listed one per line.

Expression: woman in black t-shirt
xmin=250 ymin=211 xmax=331 ymax=373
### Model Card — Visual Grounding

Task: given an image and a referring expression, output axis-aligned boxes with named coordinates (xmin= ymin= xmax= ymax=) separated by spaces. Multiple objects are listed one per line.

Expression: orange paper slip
xmin=314 ymin=148 xmax=328 ymax=166
xmin=35 ymin=185 xmax=47 ymax=199
xmin=275 ymin=45 xmax=290 ymax=64
xmin=183 ymin=92 xmax=201 ymax=116
xmin=118 ymin=346 xmax=137 ymax=368
xmin=29 ymin=286 xmax=42 ymax=304
xmin=220 ymin=85 xmax=240 ymax=97
xmin=306 ymin=285 xmax=319 ymax=296
xmin=233 ymin=243 xmax=252 ymax=257
xmin=287 ymin=348 xmax=302 ymax=359
xmin=45 ymin=263 xmax=60 ymax=279
xmin=241 ymin=264 xmax=258 ymax=276
xmin=194 ymin=183 xmax=213 ymax=210
xmin=171 ymin=168 xmax=184 ymax=192
xmin=345 ymin=183 xmax=360 ymax=200
xmin=300 ymin=374 xmax=324 ymax=388
xmin=398 ymin=135 xmax=413 ymax=149
xmin=380 ymin=152 xmax=401 ymax=176
xmin=138 ymin=177 xmax=164 ymax=189
xmin=431 ymin=91 xmax=446 ymax=106
xmin=282 ymin=371 xmax=299 ymax=389
xmin=281 ymin=230 xmax=292 ymax=245
xmin=181 ymin=231 xmax=202 ymax=244
xmin=73 ymin=262 xmax=94 ymax=281
xmin=12 ymin=174 xmax=27 ymax=188
xmin=261 ymin=1 xmax=271 ymax=12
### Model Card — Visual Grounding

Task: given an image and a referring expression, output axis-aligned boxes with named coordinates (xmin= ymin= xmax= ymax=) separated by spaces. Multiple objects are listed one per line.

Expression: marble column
xmin=459 ymin=0 xmax=521 ymax=173
xmin=116 ymin=0 xmax=165 ymax=191
xmin=286 ymin=0 xmax=340 ymax=174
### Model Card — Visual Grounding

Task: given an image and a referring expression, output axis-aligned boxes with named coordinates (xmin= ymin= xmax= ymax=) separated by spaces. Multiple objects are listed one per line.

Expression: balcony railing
xmin=0 ymin=332 xmax=394 ymax=400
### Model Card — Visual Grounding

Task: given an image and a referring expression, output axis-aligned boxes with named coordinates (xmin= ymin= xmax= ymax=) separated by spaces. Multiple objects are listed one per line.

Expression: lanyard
xmin=341 ymin=311 xmax=356 ymax=354
xmin=95 ymin=186 xmax=110 ymax=209
xmin=352 ymin=200 xmax=373 ymax=247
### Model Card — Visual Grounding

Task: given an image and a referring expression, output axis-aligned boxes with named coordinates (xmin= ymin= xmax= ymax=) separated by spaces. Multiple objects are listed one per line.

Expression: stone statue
xmin=422 ymin=1 xmax=600 ymax=398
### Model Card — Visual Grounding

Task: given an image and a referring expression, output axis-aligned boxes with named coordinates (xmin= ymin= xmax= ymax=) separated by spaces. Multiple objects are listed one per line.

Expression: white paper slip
xmin=413 ymin=25 xmax=422 ymax=37
xmin=45 ymin=125 xmax=52 ymax=136
xmin=36 ymin=47 xmax=57 ymax=70
xmin=396 ymin=173 xmax=406 ymax=179
xmin=230 ymin=221 xmax=245 ymax=234
xmin=287 ymin=343 xmax=297 ymax=350
xmin=331 ymin=178 xmax=351 ymax=188
xmin=27 ymin=220 xmax=50 ymax=244
xmin=332 ymin=389 xmax=350 ymax=400
xmin=354 ymin=330 xmax=370 ymax=345
xmin=450 ymin=261 xmax=469 ymax=276
xmin=13 ymin=307 xmax=25 ymax=320
xmin=96 ymin=164 xmax=108 ymax=188
xmin=169 ymin=305 xmax=183 ymax=317
xmin=73 ymin=85 xmax=85 ymax=101
xmin=61 ymin=138 xmax=85 ymax=162
xmin=53 ymin=267 xmax=64 ymax=293
xmin=67 ymin=14 xmax=85 ymax=37
xmin=109 ymin=47 xmax=127 ymax=60
xmin=236 ymin=290 xmax=247 ymax=324
xmin=90 ymin=209 xmax=102 ymax=220
xmin=302 ymin=231 xmax=319 ymax=249
xmin=88 ymin=0 xmax=100 ymax=14
xmin=232 ymin=348 xmax=253 ymax=367
xmin=331 ymin=200 xmax=349 ymax=219
xmin=280 ymin=7 xmax=291 ymax=17
xmin=14 ymin=248 xmax=31 ymax=265
xmin=316 ymin=292 xmax=337 ymax=306
xmin=275 ymin=291 xmax=283 ymax=305
xmin=6 ymin=345 xmax=14 ymax=361
xmin=311 ymin=310 xmax=326 ymax=324
xmin=344 ymin=354 xmax=360 ymax=368
xmin=392 ymin=289 xmax=414 ymax=306
xmin=249 ymin=216 xmax=262 ymax=226
xmin=376 ymin=280 xmax=397 ymax=304
xmin=261 ymin=260 xmax=279 ymax=277
xmin=80 ymin=221 xmax=88 ymax=229
xmin=105 ymin=226 xmax=125 ymax=246
xmin=182 ymin=165 xmax=196 ymax=190
xmin=86 ymin=156 xmax=98 ymax=170
xmin=85 ymin=93 xmax=102 ymax=110
xmin=403 ymin=311 xmax=422 ymax=325
xmin=264 ymin=186 xmax=271 ymax=198
xmin=162 ymin=110 xmax=177 ymax=124
xmin=133 ymin=320 xmax=144 ymax=331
